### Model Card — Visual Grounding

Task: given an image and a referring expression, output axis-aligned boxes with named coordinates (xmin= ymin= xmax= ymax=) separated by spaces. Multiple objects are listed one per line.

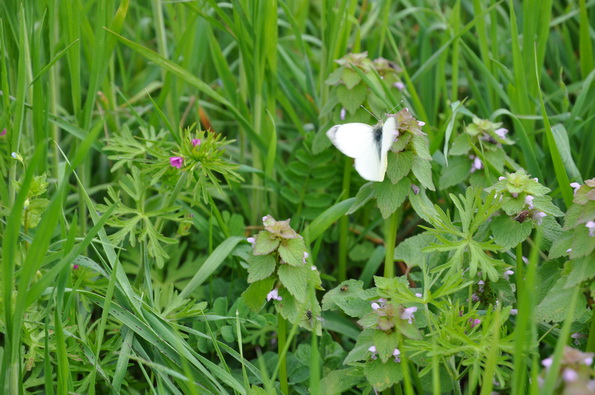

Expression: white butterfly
xmin=326 ymin=117 xmax=397 ymax=182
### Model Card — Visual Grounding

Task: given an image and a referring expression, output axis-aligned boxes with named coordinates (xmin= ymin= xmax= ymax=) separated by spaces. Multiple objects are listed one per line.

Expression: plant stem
xmin=383 ymin=209 xmax=400 ymax=278
xmin=338 ymin=157 xmax=351 ymax=282
xmin=515 ymin=243 xmax=524 ymax=298
xmin=277 ymin=316 xmax=289 ymax=394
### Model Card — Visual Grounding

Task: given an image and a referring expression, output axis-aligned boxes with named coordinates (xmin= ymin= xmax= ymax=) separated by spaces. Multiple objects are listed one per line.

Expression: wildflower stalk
xmin=515 ymin=243 xmax=524 ymax=298
xmin=277 ymin=316 xmax=289 ymax=395
xmin=383 ymin=209 xmax=401 ymax=277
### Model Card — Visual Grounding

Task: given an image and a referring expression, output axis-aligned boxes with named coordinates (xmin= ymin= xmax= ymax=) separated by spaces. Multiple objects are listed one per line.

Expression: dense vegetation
xmin=1 ymin=0 xmax=594 ymax=393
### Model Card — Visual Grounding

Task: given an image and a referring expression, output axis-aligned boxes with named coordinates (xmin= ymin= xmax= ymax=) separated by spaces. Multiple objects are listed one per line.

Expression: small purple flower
xmin=512 ymin=192 xmax=519 ymax=198
xmin=498 ymin=176 xmax=506 ymax=181
xmin=586 ymin=221 xmax=595 ymax=237
xmin=170 ymin=156 xmax=183 ymax=169
xmin=418 ymin=121 xmax=425 ymax=127
xmin=566 ymin=248 xmax=572 ymax=254
xmin=533 ymin=178 xmax=538 ymax=182
xmin=302 ymin=251 xmax=309 ymax=264
xmin=393 ymin=348 xmax=401 ymax=363
xmin=411 ymin=184 xmax=420 ymax=195
xmin=584 ymin=355 xmax=593 ymax=366
xmin=192 ymin=138 xmax=201 ymax=147
xmin=525 ymin=195 xmax=534 ymax=209
xmin=266 ymin=289 xmax=282 ymax=302
xmin=542 ymin=357 xmax=553 ymax=369
xmin=494 ymin=128 xmax=508 ymax=138
xmin=570 ymin=182 xmax=581 ymax=195
xmin=246 ymin=237 xmax=256 ymax=244
xmin=532 ymin=211 xmax=546 ymax=225
xmin=368 ymin=345 xmax=377 ymax=360
xmin=477 ymin=280 xmax=485 ymax=293
xmin=371 ymin=302 xmax=381 ymax=311
xmin=471 ymin=293 xmax=480 ymax=302
xmin=470 ymin=156 xmax=483 ymax=173
xmin=340 ymin=107 xmax=346 ymax=120
xmin=73 ymin=264 xmax=80 ymax=270
xmin=0 ymin=128 xmax=6 ymax=136
xmin=394 ymin=81 xmax=405 ymax=91
xmin=562 ymin=368 xmax=578 ymax=383
xmin=11 ymin=152 xmax=17 ymax=159
xmin=503 ymin=270 xmax=514 ymax=280
xmin=510 ymin=309 xmax=518 ymax=315
xmin=401 ymin=306 xmax=417 ymax=324
xmin=470 ymin=318 xmax=481 ymax=328
xmin=415 ymin=293 xmax=422 ymax=298
xmin=311 ymin=265 xmax=317 ymax=271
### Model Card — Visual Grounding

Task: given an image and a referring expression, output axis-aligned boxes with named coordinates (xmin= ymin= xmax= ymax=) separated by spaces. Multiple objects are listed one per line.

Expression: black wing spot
xmin=373 ymin=127 xmax=383 ymax=158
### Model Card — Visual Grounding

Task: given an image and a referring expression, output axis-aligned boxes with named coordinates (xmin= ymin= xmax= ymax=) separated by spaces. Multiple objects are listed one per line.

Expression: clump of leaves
xmin=423 ymin=188 xmax=507 ymax=282
xmin=486 ymin=169 xmax=564 ymax=249
xmin=549 ymin=178 xmax=595 ymax=296
xmin=441 ymin=115 xmax=514 ymax=189
xmin=348 ymin=108 xmax=435 ymax=219
xmin=242 ymin=215 xmax=323 ymax=334
xmin=322 ymin=277 xmax=423 ymax=391
xmin=97 ymin=167 xmax=187 ymax=268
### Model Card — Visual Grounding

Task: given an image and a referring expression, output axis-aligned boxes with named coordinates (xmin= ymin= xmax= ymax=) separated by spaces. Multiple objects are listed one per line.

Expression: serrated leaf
xmin=449 ymin=133 xmax=471 ymax=155
xmin=253 ymin=231 xmax=280 ymax=255
xmin=393 ymin=232 xmax=436 ymax=269
xmin=373 ymin=178 xmax=410 ymax=219
xmin=278 ymin=265 xmax=309 ymax=302
xmin=411 ymin=135 xmax=432 ymax=160
xmin=411 ymin=157 xmax=435 ymax=190
xmin=386 ymin=151 xmax=413 ymax=184
xmin=408 ymin=188 xmax=439 ymax=224
xmin=344 ymin=329 xmax=375 ymax=364
xmin=490 ymin=215 xmax=533 ymax=248
xmin=342 ymin=68 xmax=361 ymax=89
xmin=535 ymin=277 xmax=588 ymax=323
xmin=276 ymin=288 xmax=322 ymax=335
xmin=347 ymin=182 xmax=375 ymax=215
xmin=549 ymin=231 xmax=573 ymax=259
xmin=322 ymin=280 xmax=371 ymax=317
xmin=372 ymin=331 xmax=400 ymax=363
xmin=364 ymin=358 xmax=403 ymax=391
xmin=337 ymin=84 xmax=368 ymax=114
xmin=533 ymin=196 xmax=565 ymax=217
xmin=241 ymin=278 xmax=276 ymax=312
xmin=278 ymin=238 xmax=307 ymax=266
xmin=484 ymin=149 xmax=506 ymax=172
xmin=564 ymin=255 xmax=595 ymax=288
xmin=391 ymin=133 xmax=412 ymax=152
xmin=320 ymin=368 xmax=364 ymax=395
xmin=247 ymin=254 xmax=276 ymax=283
xmin=569 ymin=226 xmax=595 ymax=258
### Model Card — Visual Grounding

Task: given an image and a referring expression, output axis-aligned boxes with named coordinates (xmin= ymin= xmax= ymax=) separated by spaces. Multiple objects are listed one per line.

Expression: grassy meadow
xmin=1 ymin=0 xmax=595 ymax=393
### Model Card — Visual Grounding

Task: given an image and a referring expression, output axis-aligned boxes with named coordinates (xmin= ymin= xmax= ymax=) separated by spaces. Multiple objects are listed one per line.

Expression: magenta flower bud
xmin=170 ymin=156 xmax=183 ymax=169
xmin=192 ymin=138 xmax=201 ymax=147
xmin=0 ymin=128 xmax=6 ymax=136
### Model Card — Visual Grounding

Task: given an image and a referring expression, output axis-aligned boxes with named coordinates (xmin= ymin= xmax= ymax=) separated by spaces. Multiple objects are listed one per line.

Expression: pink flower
xmin=525 ymin=195 xmax=534 ymax=209
xmin=470 ymin=318 xmax=481 ymax=328
xmin=368 ymin=345 xmax=377 ymax=360
xmin=532 ymin=211 xmax=546 ymax=225
xmin=503 ymin=270 xmax=514 ymax=280
xmin=401 ymin=306 xmax=417 ymax=324
xmin=495 ymin=128 xmax=508 ymax=138
xmin=470 ymin=156 xmax=483 ymax=173
xmin=415 ymin=293 xmax=422 ymax=298
xmin=170 ymin=156 xmax=183 ymax=169
xmin=0 ymin=128 xmax=6 ymax=136
xmin=510 ymin=309 xmax=518 ymax=315
xmin=570 ymin=182 xmax=581 ymax=195
xmin=192 ymin=138 xmax=201 ymax=147
xmin=498 ymin=176 xmax=506 ymax=181
xmin=246 ymin=237 xmax=256 ymax=244
xmin=73 ymin=264 xmax=79 ymax=270
xmin=418 ymin=121 xmax=425 ymax=126
xmin=394 ymin=81 xmax=405 ymax=91
xmin=266 ymin=289 xmax=282 ymax=302
xmin=340 ymin=107 xmax=346 ymax=120
xmin=586 ymin=221 xmax=595 ymax=237
xmin=371 ymin=302 xmax=381 ymax=311
xmin=393 ymin=348 xmax=401 ymax=362
xmin=541 ymin=357 xmax=552 ymax=369
xmin=562 ymin=368 xmax=578 ymax=382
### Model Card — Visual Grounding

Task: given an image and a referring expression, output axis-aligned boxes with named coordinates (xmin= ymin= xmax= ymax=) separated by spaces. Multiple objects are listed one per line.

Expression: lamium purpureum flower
xmin=470 ymin=156 xmax=483 ymax=173
xmin=170 ymin=156 xmax=183 ymax=169
xmin=532 ymin=211 xmax=546 ymax=225
xmin=401 ymin=306 xmax=417 ymax=324
xmin=525 ymin=195 xmax=534 ymax=209
xmin=192 ymin=138 xmax=201 ymax=147
xmin=470 ymin=318 xmax=481 ymax=328
xmin=393 ymin=348 xmax=401 ymax=362
xmin=494 ymin=128 xmax=508 ymax=138
xmin=394 ymin=81 xmax=405 ymax=90
xmin=562 ymin=368 xmax=578 ymax=383
xmin=570 ymin=182 xmax=581 ymax=195
xmin=266 ymin=288 xmax=282 ymax=302
xmin=368 ymin=345 xmax=377 ymax=360
xmin=246 ymin=237 xmax=256 ymax=245
xmin=0 ymin=128 xmax=6 ymax=136
xmin=340 ymin=107 xmax=346 ymax=120
xmin=503 ymin=269 xmax=514 ymax=280
xmin=586 ymin=221 xmax=595 ymax=237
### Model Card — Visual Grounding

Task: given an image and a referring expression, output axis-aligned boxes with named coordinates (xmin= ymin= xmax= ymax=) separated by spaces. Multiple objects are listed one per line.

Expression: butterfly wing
xmin=326 ymin=122 xmax=386 ymax=182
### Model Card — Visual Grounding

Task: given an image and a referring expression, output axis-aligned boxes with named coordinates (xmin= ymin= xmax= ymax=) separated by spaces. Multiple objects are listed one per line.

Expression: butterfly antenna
xmin=360 ymin=105 xmax=380 ymax=121
xmin=386 ymin=100 xmax=404 ymax=115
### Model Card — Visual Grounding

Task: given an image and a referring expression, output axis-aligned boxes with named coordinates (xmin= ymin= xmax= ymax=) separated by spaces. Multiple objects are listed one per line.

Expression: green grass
xmin=1 ymin=0 xmax=594 ymax=393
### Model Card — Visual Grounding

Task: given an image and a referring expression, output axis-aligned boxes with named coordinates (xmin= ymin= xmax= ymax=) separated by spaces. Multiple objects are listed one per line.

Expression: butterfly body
xmin=326 ymin=117 xmax=397 ymax=182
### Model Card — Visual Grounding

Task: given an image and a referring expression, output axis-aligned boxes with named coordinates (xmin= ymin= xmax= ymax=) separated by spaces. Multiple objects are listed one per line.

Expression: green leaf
xmin=549 ymin=231 xmax=573 ymax=259
xmin=569 ymin=226 xmax=595 ymax=259
xmin=337 ymin=83 xmax=368 ymax=114
xmin=490 ymin=215 xmax=533 ymax=249
xmin=278 ymin=264 xmax=309 ymax=303
xmin=372 ymin=331 xmax=400 ymax=363
xmin=439 ymin=155 xmax=470 ymax=189
xmin=535 ymin=277 xmax=588 ymax=323
xmin=408 ymin=188 xmax=439 ymax=224
xmin=344 ymin=329 xmax=375 ymax=364
xmin=322 ymin=280 xmax=371 ymax=318
xmin=364 ymin=358 xmax=403 ymax=391
xmin=373 ymin=178 xmax=410 ymax=219
xmin=449 ymin=133 xmax=472 ymax=155
xmin=253 ymin=231 xmax=280 ymax=255
xmin=303 ymin=198 xmax=355 ymax=242
xmin=392 ymin=133 xmax=412 ymax=152
xmin=564 ymin=255 xmax=595 ymax=288
xmin=347 ymin=182 xmax=375 ymax=215
xmin=533 ymin=196 xmax=565 ymax=217
xmin=411 ymin=135 xmax=432 ymax=160
xmin=386 ymin=151 xmax=413 ymax=184
xmin=241 ymin=278 xmax=276 ymax=312
xmin=320 ymin=368 xmax=364 ymax=395
xmin=393 ymin=232 xmax=437 ymax=269
xmin=411 ymin=157 xmax=435 ymax=191
xmin=247 ymin=254 xmax=276 ymax=283
xmin=342 ymin=68 xmax=361 ymax=89
xmin=278 ymin=237 xmax=307 ymax=266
